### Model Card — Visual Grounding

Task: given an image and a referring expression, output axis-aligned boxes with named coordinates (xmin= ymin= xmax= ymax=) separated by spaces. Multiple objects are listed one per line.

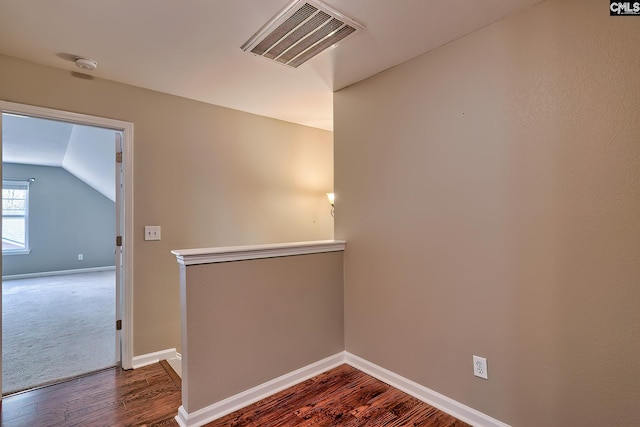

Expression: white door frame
xmin=0 ymin=100 xmax=134 ymax=371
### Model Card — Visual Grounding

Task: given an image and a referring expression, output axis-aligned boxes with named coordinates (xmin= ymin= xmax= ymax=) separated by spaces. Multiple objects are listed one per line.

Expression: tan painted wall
xmin=180 ymin=252 xmax=344 ymax=412
xmin=334 ymin=0 xmax=640 ymax=425
xmin=0 ymin=55 xmax=334 ymax=356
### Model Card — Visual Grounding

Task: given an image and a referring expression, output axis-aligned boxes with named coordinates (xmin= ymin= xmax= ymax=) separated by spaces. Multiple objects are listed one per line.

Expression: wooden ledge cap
xmin=171 ymin=240 xmax=346 ymax=266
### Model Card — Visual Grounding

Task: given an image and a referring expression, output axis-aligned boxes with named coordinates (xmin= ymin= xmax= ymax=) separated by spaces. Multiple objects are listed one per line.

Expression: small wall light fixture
xmin=326 ymin=192 xmax=335 ymax=217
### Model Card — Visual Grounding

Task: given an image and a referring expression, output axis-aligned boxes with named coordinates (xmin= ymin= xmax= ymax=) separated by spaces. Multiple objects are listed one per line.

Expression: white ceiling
xmin=0 ymin=0 xmax=544 ymax=131
xmin=3 ymin=114 xmax=116 ymax=201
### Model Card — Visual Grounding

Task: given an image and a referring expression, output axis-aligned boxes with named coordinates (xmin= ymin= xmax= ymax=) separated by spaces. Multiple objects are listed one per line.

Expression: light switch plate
xmin=144 ymin=226 xmax=161 ymax=241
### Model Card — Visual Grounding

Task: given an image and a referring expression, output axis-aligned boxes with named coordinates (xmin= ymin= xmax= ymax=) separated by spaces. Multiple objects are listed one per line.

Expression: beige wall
xmin=0 ymin=55 xmax=334 ymax=356
xmin=334 ymin=0 xmax=640 ymax=426
xmin=181 ymin=252 xmax=344 ymax=412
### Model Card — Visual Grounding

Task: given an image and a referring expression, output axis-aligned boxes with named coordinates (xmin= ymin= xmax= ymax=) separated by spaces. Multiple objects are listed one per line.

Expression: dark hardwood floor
xmin=203 ymin=364 xmax=469 ymax=427
xmin=0 ymin=362 xmax=469 ymax=427
xmin=0 ymin=361 xmax=181 ymax=427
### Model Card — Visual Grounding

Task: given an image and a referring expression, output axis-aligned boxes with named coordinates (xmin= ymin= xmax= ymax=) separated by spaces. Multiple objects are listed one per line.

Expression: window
xmin=2 ymin=179 xmax=31 ymax=254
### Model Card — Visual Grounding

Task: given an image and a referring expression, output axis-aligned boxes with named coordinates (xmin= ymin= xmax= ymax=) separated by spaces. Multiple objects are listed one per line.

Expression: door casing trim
xmin=0 ymin=100 xmax=135 ymax=372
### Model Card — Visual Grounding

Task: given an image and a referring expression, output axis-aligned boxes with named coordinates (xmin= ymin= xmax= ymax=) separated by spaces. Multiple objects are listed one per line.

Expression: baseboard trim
xmin=344 ymin=352 xmax=510 ymax=427
xmin=175 ymin=352 xmax=346 ymax=427
xmin=167 ymin=352 xmax=182 ymax=378
xmin=174 ymin=351 xmax=509 ymax=427
xmin=132 ymin=348 xmax=177 ymax=369
xmin=2 ymin=266 xmax=116 ymax=280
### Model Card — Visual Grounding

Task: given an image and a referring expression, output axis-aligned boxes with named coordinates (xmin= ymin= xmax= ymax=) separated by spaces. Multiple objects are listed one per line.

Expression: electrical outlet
xmin=473 ymin=355 xmax=488 ymax=379
xmin=78 ymin=254 xmax=84 ymax=261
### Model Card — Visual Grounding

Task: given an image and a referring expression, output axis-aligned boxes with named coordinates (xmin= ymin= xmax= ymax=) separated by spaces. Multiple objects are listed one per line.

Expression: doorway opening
xmin=0 ymin=101 xmax=133 ymax=395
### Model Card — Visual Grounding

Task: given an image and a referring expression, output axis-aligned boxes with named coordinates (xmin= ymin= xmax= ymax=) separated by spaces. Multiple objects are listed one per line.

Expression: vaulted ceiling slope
xmin=0 ymin=0 xmax=544 ymax=131
xmin=2 ymin=114 xmax=116 ymax=202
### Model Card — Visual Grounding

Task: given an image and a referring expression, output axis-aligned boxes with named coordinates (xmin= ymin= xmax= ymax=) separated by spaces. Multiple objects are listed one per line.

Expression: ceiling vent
xmin=241 ymin=0 xmax=363 ymax=68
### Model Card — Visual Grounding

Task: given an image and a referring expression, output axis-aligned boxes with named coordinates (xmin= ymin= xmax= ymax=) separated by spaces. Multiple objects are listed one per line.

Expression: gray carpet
xmin=2 ymin=270 xmax=116 ymax=394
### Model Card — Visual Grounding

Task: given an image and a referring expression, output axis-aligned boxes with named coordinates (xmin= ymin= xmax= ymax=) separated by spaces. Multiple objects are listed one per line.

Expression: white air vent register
xmin=241 ymin=0 xmax=364 ymax=68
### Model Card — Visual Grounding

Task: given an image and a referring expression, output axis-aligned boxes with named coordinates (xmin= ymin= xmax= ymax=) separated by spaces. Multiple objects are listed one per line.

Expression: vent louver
xmin=241 ymin=0 xmax=363 ymax=68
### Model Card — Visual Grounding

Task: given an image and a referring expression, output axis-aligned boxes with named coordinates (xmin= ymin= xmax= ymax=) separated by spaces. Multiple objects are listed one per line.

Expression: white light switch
xmin=144 ymin=226 xmax=161 ymax=241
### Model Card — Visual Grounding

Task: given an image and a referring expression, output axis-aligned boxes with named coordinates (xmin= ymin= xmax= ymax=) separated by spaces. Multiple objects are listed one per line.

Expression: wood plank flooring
xmin=0 ymin=361 xmax=181 ymax=427
xmin=0 ymin=362 xmax=469 ymax=427
xmin=203 ymin=364 xmax=469 ymax=427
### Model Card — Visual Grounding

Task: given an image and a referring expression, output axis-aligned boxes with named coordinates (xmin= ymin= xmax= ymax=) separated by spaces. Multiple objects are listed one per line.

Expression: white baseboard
xmin=175 ymin=352 xmax=346 ymax=427
xmin=132 ymin=348 xmax=177 ymax=369
xmin=175 ymin=350 xmax=509 ymax=427
xmin=167 ymin=352 xmax=182 ymax=378
xmin=345 ymin=352 xmax=510 ymax=427
xmin=2 ymin=265 xmax=116 ymax=280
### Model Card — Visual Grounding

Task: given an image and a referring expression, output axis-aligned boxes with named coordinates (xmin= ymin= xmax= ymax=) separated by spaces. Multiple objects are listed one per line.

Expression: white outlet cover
xmin=473 ymin=355 xmax=488 ymax=379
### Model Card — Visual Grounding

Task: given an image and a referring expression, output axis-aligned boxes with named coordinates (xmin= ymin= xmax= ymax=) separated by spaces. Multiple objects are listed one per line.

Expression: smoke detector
xmin=241 ymin=0 xmax=363 ymax=68
xmin=75 ymin=57 xmax=98 ymax=71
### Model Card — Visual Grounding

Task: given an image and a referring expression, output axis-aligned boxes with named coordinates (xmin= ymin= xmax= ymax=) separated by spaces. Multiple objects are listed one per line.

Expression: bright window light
xmin=2 ymin=179 xmax=31 ymax=254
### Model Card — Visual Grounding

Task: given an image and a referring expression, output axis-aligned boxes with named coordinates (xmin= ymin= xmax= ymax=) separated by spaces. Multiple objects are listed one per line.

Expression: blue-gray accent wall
xmin=2 ymin=163 xmax=115 ymax=275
